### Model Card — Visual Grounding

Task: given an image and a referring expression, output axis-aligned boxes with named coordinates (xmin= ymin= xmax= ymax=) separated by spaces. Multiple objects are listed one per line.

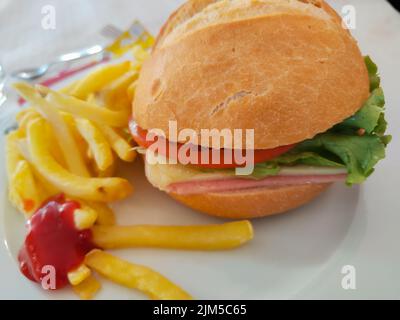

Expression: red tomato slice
xmin=129 ymin=120 xmax=296 ymax=169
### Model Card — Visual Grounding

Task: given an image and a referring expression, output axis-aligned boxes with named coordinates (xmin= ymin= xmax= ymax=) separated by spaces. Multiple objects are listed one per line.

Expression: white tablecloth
xmin=0 ymin=0 xmax=185 ymax=72
xmin=0 ymin=0 xmax=398 ymax=72
xmin=0 ymin=0 xmax=399 ymax=73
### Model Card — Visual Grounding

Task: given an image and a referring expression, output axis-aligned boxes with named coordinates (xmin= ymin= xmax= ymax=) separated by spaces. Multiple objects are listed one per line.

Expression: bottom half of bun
xmin=169 ymin=184 xmax=332 ymax=219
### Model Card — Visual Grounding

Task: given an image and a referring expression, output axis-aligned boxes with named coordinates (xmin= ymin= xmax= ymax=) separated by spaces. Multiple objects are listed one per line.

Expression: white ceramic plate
xmin=1 ymin=0 xmax=400 ymax=300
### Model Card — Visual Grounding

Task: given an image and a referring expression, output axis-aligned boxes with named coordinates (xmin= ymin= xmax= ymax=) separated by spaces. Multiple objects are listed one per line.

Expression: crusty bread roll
xmin=134 ymin=0 xmax=369 ymax=150
xmin=169 ymin=183 xmax=331 ymax=219
xmin=134 ymin=0 xmax=368 ymax=218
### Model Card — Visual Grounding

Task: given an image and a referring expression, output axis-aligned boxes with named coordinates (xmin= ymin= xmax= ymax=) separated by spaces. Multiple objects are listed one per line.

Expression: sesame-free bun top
xmin=133 ymin=0 xmax=369 ymax=150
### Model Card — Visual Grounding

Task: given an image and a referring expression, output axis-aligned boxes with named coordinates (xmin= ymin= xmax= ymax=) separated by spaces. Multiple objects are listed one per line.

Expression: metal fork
xmin=11 ymin=45 xmax=105 ymax=81
xmin=10 ymin=24 xmax=125 ymax=81
xmin=9 ymin=24 xmax=124 ymax=82
xmin=12 ymin=21 xmax=149 ymax=82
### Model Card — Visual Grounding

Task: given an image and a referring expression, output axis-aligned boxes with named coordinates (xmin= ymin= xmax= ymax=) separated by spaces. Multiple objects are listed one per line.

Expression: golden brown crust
xmin=155 ymin=0 xmax=219 ymax=49
xmin=160 ymin=0 xmax=334 ymax=47
xmin=155 ymin=0 xmax=345 ymax=48
xmin=170 ymin=183 xmax=331 ymax=219
xmin=134 ymin=0 xmax=369 ymax=149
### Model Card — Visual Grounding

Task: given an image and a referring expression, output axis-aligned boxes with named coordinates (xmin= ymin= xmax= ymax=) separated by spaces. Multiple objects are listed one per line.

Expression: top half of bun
xmin=133 ymin=0 xmax=369 ymax=150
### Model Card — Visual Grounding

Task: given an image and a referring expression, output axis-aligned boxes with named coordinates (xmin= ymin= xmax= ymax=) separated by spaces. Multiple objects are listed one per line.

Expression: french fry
xmin=87 ymin=148 xmax=94 ymax=161
xmin=61 ymin=112 xmax=90 ymax=163
xmin=72 ymin=275 xmax=101 ymax=300
xmin=95 ymin=158 xmax=116 ymax=178
xmin=71 ymin=61 xmax=131 ymax=100
xmin=97 ymin=125 xmax=136 ymax=162
xmin=113 ymin=95 xmax=132 ymax=114
xmin=92 ymin=221 xmax=254 ymax=250
xmin=16 ymin=138 xmax=60 ymax=197
xmin=67 ymin=198 xmax=116 ymax=226
xmin=17 ymin=112 xmax=66 ymax=167
xmin=85 ymin=250 xmax=192 ymax=300
xmin=85 ymin=201 xmax=116 ymax=226
xmin=59 ymin=79 xmax=81 ymax=95
xmin=75 ymin=119 xmax=113 ymax=171
xmin=5 ymin=131 xmax=24 ymax=180
xmin=16 ymin=109 xmax=41 ymax=137
xmin=127 ymin=80 xmax=137 ymax=102
xmin=27 ymin=118 xmax=133 ymax=202
xmin=6 ymin=131 xmax=41 ymax=216
xmin=86 ymin=92 xmax=105 ymax=107
xmin=13 ymin=83 xmax=90 ymax=177
xmin=45 ymin=119 xmax=69 ymax=168
xmin=101 ymin=70 xmax=139 ymax=109
xmin=9 ymin=160 xmax=41 ymax=218
xmin=68 ymin=264 xmax=91 ymax=286
xmin=74 ymin=208 xmax=98 ymax=230
xmin=16 ymin=107 xmax=35 ymax=123
xmin=9 ymin=161 xmax=43 ymax=217
xmin=42 ymin=88 xmax=130 ymax=127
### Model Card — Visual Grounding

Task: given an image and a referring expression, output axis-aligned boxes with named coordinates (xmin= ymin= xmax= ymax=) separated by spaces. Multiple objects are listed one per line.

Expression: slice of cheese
xmin=144 ymin=150 xmax=347 ymax=191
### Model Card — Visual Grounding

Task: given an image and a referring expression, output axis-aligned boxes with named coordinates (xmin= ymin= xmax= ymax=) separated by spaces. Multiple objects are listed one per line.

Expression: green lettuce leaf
xmin=252 ymin=163 xmax=280 ymax=179
xmin=375 ymin=113 xmax=388 ymax=137
xmin=273 ymin=151 xmax=344 ymax=168
xmin=249 ymin=56 xmax=390 ymax=185
xmin=365 ymin=56 xmax=381 ymax=91
xmin=290 ymin=133 xmax=386 ymax=184
xmin=335 ymin=88 xmax=385 ymax=134
xmin=380 ymin=134 xmax=392 ymax=147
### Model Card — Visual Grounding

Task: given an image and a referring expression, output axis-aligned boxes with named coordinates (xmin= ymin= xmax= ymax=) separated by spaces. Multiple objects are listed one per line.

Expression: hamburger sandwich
xmin=130 ymin=0 xmax=390 ymax=219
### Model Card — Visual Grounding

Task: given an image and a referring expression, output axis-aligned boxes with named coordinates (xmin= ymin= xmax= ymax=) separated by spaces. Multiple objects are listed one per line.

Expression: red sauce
xmin=22 ymin=199 xmax=35 ymax=212
xmin=18 ymin=194 xmax=96 ymax=289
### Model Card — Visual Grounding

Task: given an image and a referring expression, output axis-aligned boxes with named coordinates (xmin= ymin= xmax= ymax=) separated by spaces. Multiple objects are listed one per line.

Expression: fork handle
xmin=57 ymin=45 xmax=104 ymax=63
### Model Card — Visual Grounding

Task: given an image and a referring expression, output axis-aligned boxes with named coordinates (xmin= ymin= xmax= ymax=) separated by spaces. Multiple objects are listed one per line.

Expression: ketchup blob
xmin=18 ymin=194 xmax=96 ymax=289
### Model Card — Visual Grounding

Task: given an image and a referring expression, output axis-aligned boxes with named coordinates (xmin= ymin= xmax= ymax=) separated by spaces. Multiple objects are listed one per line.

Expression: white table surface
xmin=0 ymin=0 xmax=184 ymax=72
xmin=0 ymin=0 xmax=399 ymax=300
xmin=0 ymin=0 xmax=398 ymax=72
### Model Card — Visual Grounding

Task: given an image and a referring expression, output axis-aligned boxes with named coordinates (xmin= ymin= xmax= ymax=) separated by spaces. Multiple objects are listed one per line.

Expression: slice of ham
xmin=166 ymin=174 xmax=347 ymax=195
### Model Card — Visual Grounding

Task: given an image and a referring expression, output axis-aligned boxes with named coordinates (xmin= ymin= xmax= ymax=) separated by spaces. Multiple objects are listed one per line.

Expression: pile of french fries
xmin=5 ymin=44 xmax=254 ymax=300
xmin=5 ymin=48 xmax=148 ymax=298
xmin=9 ymin=45 xmax=150 ymax=209
xmin=8 ymin=57 xmax=145 ymax=217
